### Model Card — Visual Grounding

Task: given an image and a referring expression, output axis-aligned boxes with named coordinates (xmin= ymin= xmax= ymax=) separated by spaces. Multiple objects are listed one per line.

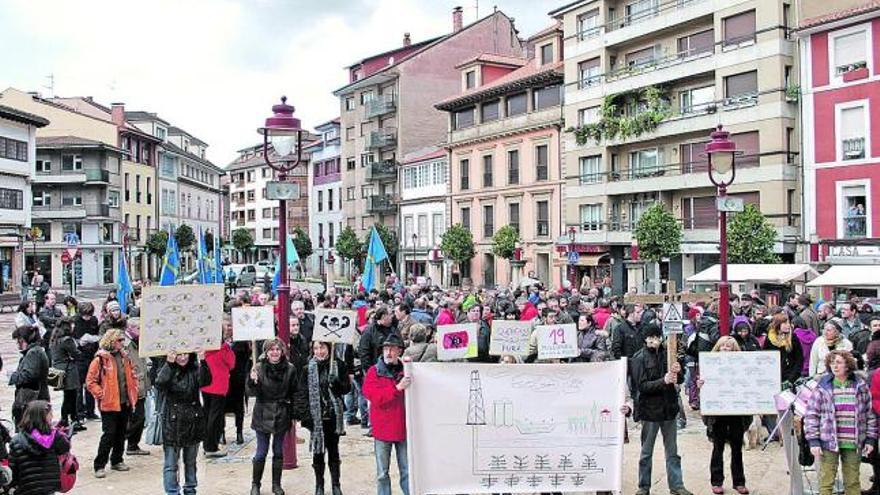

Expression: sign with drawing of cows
xmin=141 ymin=284 xmax=224 ymax=357
xmin=313 ymin=309 xmax=357 ymax=344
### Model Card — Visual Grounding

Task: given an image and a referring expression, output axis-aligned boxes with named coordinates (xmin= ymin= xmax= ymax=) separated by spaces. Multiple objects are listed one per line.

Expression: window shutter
xmin=692 ymin=196 xmax=717 ymax=229
xmin=725 ymin=71 xmax=758 ymax=98
xmin=834 ymin=31 xmax=867 ymax=69
xmin=723 ymin=10 xmax=756 ymax=44
xmin=731 ymin=131 xmax=760 ymax=167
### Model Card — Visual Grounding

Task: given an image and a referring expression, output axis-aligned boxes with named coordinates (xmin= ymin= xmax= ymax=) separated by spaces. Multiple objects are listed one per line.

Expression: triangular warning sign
xmin=663 ymin=303 xmax=683 ymax=323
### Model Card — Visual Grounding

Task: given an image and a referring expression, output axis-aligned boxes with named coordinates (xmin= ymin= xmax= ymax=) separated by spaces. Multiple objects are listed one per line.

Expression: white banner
xmin=406 ymin=361 xmax=626 ymax=494
xmin=141 ymin=284 xmax=224 ymax=357
xmin=489 ymin=321 xmax=533 ymax=357
xmin=231 ymin=306 xmax=275 ymax=342
xmin=699 ymin=351 xmax=781 ymax=415
xmin=313 ymin=309 xmax=358 ymax=344
xmin=536 ymin=324 xmax=578 ymax=360
xmin=436 ymin=324 xmax=479 ymax=361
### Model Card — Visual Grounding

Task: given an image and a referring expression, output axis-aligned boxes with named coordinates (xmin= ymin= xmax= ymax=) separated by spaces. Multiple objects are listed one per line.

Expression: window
xmin=681 ymin=196 xmax=717 ymax=229
xmin=723 ymin=10 xmax=756 ymax=46
xmin=346 ymin=158 xmax=355 ymax=170
xmin=841 ymin=184 xmax=868 ymax=238
xmin=724 ymin=70 xmax=758 ymax=104
xmin=417 ymin=215 xmax=428 ymax=246
xmin=103 ymin=252 xmax=114 ymax=284
xmin=465 ymin=70 xmax=476 ymax=89
xmin=108 ymin=190 xmax=120 ymax=208
xmin=678 ymin=29 xmax=714 ymax=57
xmin=577 ymin=106 xmax=599 ymax=126
xmin=329 ymin=223 xmax=335 ymax=247
xmin=360 ymin=91 xmax=374 ymax=105
xmin=483 ymin=205 xmax=494 ymax=238
xmin=102 ymin=223 xmax=114 ymax=243
xmin=346 ymin=187 xmax=355 ymax=200
xmin=576 ymin=9 xmax=600 ymax=40
xmin=262 ymin=208 xmax=272 ymax=219
xmin=625 ymin=45 xmax=656 ymax=67
xmin=580 ymin=204 xmax=602 ymax=231
xmin=345 ymin=127 xmax=355 ymax=141
xmin=579 ymin=155 xmax=602 ymax=184
xmin=247 ymin=190 xmax=255 ymax=201
xmin=731 ymin=131 xmax=760 ymax=167
xmin=30 ymin=223 xmax=50 ymax=241
xmin=263 ymin=228 xmax=272 ymax=239
xmin=481 ymin=101 xmax=500 ymax=122
xmin=629 ymin=148 xmax=660 ymax=177
xmin=360 ymin=185 xmax=374 ymax=199
xmin=540 ymin=44 xmax=554 ymax=65
xmin=432 ymin=213 xmax=445 ymax=245
xmin=0 ymin=137 xmax=28 ymax=161
xmin=453 ymin=107 xmax=475 ymax=130
xmin=506 ymin=93 xmax=527 ymax=116
xmin=246 ymin=209 xmax=255 ymax=221
xmin=460 ymin=206 xmax=471 ymax=231
xmin=679 ymin=141 xmax=710 ymax=173
xmin=535 ymin=145 xmax=549 ymax=181
xmin=360 ymin=153 xmax=374 ymax=167
xmin=679 ymin=85 xmax=715 ymax=114
xmin=839 ymin=105 xmax=866 ymax=160
xmin=403 ymin=216 xmax=414 ymax=243
xmin=156 ymin=127 xmax=166 ymax=140
xmin=61 ymin=195 xmax=82 ymax=206
xmin=328 ymin=189 xmax=334 ymax=211
xmin=0 ymin=188 xmax=23 ymax=210
xmin=36 ymin=159 xmax=51 ymax=172
xmin=509 ymin=203 xmax=520 ymax=233
xmin=832 ymin=29 xmax=868 ymax=77
xmin=345 ymin=97 xmax=356 ymax=111
xmin=359 ymin=122 xmax=369 ymax=137
xmin=62 ymin=154 xmax=83 ymax=171
xmin=146 ymin=177 xmax=152 ymax=204
xmin=317 ymin=191 xmax=323 ymax=212
xmin=536 ymin=200 xmax=549 ymax=236
xmin=459 ymin=159 xmax=470 ymax=190
xmin=482 ymin=155 xmax=493 ymax=187
xmin=625 ymin=0 xmax=659 ymax=25
xmin=533 ymin=85 xmax=561 ymax=110
xmin=507 ymin=150 xmax=519 ymax=185
xmin=578 ymin=58 xmax=600 ymax=88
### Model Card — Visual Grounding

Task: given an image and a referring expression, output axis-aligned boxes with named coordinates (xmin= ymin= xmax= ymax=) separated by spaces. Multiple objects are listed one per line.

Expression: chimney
xmin=111 ymin=102 xmax=125 ymax=128
xmin=403 ymin=32 xmax=411 ymax=47
xmin=452 ymin=6 xmax=463 ymax=33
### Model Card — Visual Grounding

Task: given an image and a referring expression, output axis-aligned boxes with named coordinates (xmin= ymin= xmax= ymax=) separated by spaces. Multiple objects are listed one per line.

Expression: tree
xmin=633 ymin=203 xmax=682 ymax=262
xmin=232 ymin=228 xmax=254 ymax=254
xmin=727 ymin=204 xmax=780 ymax=264
xmin=292 ymin=226 xmax=313 ymax=260
xmin=335 ymin=226 xmax=363 ymax=264
xmin=145 ymin=231 xmax=168 ymax=257
xmin=364 ymin=224 xmax=398 ymax=260
xmin=441 ymin=224 xmax=475 ymax=284
xmin=175 ymin=224 xmax=195 ymax=252
xmin=492 ymin=225 xmax=519 ymax=260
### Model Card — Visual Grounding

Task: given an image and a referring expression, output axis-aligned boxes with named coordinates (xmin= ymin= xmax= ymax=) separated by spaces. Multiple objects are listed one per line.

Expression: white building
xmin=398 ymin=147 xmax=448 ymax=285
xmin=308 ymin=119 xmax=344 ymax=278
xmin=0 ymin=105 xmax=48 ymax=293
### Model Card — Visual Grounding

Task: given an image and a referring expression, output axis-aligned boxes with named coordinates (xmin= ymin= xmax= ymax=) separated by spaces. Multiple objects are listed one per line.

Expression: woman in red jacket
xmin=201 ymin=319 xmax=236 ymax=458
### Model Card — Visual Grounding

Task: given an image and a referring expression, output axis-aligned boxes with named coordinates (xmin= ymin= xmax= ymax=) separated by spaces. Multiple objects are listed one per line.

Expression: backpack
xmin=58 ymin=451 xmax=79 ymax=493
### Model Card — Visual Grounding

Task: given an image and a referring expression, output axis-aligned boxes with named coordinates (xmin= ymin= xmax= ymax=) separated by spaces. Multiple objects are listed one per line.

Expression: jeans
xmin=819 ymin=448 xmax=861 ymax=495
xmin=202 ymin=392 xmax=225 ymax=452
xmin=94 ymin=405 xmax=131 ymax=471
xmin=638 ymin=419 xmax=684 ymax=491
xmin=344 ymin=376 xmax=361 ymax=422
xmin=127 ymin=397 xmax=146 ymax=450
xmin=375 ymin=439 xmax=409 ymax=495
xmin=254 ymin=431 xmax=286 ymax=462
xmin=163 ymin=444 xmax=198 ymax=495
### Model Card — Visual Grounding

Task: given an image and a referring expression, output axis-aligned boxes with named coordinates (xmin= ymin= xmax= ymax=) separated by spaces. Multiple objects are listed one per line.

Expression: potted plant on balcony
xmin=785 ymin=84 xmax=800 ymax=103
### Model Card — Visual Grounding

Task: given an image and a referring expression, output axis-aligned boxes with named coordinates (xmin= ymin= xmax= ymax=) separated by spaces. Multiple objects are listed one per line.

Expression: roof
xmin=686 ymin=264 xmax=819 ymax=285
xmin=0 ymin=105 xmax=49 ymax=127
xmin=455 ymin=52 xmax=527 ymax=69
xmin=548 ymin=0 xmax=597 ymax=17
xmin=798 ymin=0 xmax=880 ymax=30
xmin=344 ymin=37 xmax=438 ymax=70
xmin=435 ymin=61 xmax=564 ymax=110
xmin=162 ymin=141 xmax=223 ymax=172
xmin=807 ymin=265 xmax=880 ymax=287
xmin=401 ymin=146 xmax=446 ymax=165
xmin=36 ymin=135 xmax=119 ymax=150
xmin=314 ymin=118 xmax=341 ymax=131
xmin=47 ymin=97 xmax=161 ymax=143
xmin=124 ymin=111 xmax=170 ymax=126
xmin=168 ymin=126 xmax=207 ymax=145
xmin=527 ymin=22 xmax=563 ymax=41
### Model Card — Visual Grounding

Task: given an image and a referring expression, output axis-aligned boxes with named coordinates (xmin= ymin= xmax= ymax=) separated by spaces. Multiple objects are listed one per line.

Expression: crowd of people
xmin=4 ymin=274 xmax=880 ymax=495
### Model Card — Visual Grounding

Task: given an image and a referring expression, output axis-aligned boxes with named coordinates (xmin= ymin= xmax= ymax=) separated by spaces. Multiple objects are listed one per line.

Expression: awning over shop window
xmin=686 ymin=264 xmax=818 ymax=285
xmin=553 ymin=253 xmax=609 ymax=267
xmin=806 ymin=265 xmax=880 ymax=287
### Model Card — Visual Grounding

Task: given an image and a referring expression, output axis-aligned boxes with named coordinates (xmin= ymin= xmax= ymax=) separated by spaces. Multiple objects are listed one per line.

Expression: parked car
xmin=225 ymin=264 xmax=258 ymax=287
xmin=254 ymin=263 xmax=275 ymax=281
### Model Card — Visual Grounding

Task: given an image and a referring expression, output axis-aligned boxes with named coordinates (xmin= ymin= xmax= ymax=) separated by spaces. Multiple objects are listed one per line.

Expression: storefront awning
xmin=807 ymin=265 xmax=880 ymax=287
xmin=686 ymin=264 xmax=818 ymax=285
xmin=553 ymin=253 xmax=609 ymax=267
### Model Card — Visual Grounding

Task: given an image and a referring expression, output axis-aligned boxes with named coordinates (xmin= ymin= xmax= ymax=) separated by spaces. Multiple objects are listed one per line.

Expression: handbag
xmin=58 ymin=451 xmax=79 ymax=493
xmin=47 ymin=367 xmax=67 ymax=390
xmin=144 ymin=389 xmax=165 ymax=446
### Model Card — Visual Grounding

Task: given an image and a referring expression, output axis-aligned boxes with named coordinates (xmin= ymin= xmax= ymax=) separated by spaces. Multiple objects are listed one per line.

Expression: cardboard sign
xmin=536 ymin=323 xmax=578 ymax=360
xmin=141 ymin=284 xmax=224 ymax=357
xmin=699 ymin=351 xmax=781 ymax=415
xmin=231 ymin=306 xmax=275 ymax=342
xmin=313 ymin=309 xmax=358 ymax=344
xmin=489 ymin=320 xmax=533 ymax=356
xmin=436 ymin=323 xmax=479 ymax=361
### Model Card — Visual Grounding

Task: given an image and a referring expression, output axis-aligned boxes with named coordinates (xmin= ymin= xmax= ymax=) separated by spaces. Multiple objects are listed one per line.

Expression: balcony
xmin=236 ymin=218 xmax=245 ymax=227
xmin=366 ymin=128 xmax=397 ymax=150
xmin=366 ymin=160 xmax=397 ymax=182
xmin=84 ymin=168 xmax=110 ymax=183
xmin=844 ymin=214 xmax=867 ymax=239
xmin=842 ymin=138 xmax=866 ymax=160
xmin=32 ymin=171 xmax=87 ymax=184
xmin=366 ymin=194 xmax=397 ymax=214
xmin=86 ymin=204 xmax=111 ymax=217
xmin=449 ymin=106 xmax=563 ymax=146
xmin=32 ymin=204 xmax=86 ymax=219
xmin=365 ymin=95 xmax=396 ymax=119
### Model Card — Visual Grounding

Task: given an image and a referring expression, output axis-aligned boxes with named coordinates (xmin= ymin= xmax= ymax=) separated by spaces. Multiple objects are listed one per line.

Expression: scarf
xmin=307 ymin=357 xmax=344 ymax=454
xmin=825 ymin=335 xmax=840 ymax=348
xmin=30 ymin=428 xmax=56 ymax=449
xmin=768 ymin=328 xmax=792 ymax=351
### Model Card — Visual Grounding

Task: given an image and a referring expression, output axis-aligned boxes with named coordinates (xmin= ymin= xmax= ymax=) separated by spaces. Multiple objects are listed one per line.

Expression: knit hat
xmin=106 ymin=300 xmax=121 ymax=312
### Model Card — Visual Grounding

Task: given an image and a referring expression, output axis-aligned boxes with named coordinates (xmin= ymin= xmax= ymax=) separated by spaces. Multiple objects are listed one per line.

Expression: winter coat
xmin=411 ymin=308 xmax=433 ymax=327
xmin=224 ymin=341 xmax=251 ymax=414
xmin=8 ymin=428 xmax=70 ymax=495
xmin=289 ymin=332 xmax=311 ymax=372
xmin=574 ymin=328 xmax=611 ymax=362
xmin=800 ymin=306 xmax=821 ymax=334
xmin=519 ymin=303 xmax=539 ymax=322
xmin=734 ymin=333 xmax=762 ymax=352
xmin=592 ymin=307 xmax=612 ymax=330
xmin=362 ymin=358 xmax=407 ymax=442
xmin=793 ymin=328 xmax=818 ymax=375
xmin=686 ymin=312 xmax=721 ymax=358
xmin=36 ymin=307 xmax=61 ymax=336
xmin=470 ymin=320 xmax=495 ymax=363
xmin=397 ymin=316 xmax=417 ymax=343
xmin=629 ymin=344 xmax=684 ymax=423
xmin=436 ymin=308 xmax=456 ymax=326
xmin=298 ymin=314 xmax=315 ymax=342
xmin=357 ymin=321 xmax=399 ymax=372
xmin=15 ymin=312 xmax=39 ymax=331
xmin=805 ymin=372 xmax=877 ymax=452
xmin=123 ymin=338 xmax=150 ymax=400
xmin=49 ymin=335 xmax=80 ymax=390
xmin=403 ymin=342 xmax=438 ymax=363
xmin=850 ymin=327 xmax=872 ymax=361
xmin=762 ymin=335 xmax=804 ymax=384
xmin=611 ymin=319 xmax=642 ymax=360
xmin=155 ymin=360 xmax=208 ymax=447
xmin=201 ymin=342 xmax=236 ymax=396
xmin=10 ymin=343 xmax=50 ymax=402
xmin=293 ymin=357 xmax=350 ymax=430
xmin=246 ymin=358 xmax=298 ymax=434
xmin=809 ymin=336 xmax=854 ymax=377
xmin=85 ymin=350 xmax=139 ymax=412
xmin=840 ymin=318 xmax=864 ymax=339
xmin=97 ymin=315 xmax=126 ymax=336
xmin=870 ymin=369 xmax=880 ymax=415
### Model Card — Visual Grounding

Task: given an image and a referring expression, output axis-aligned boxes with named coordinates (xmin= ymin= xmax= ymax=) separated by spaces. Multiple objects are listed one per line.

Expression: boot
xmin=329 ymin=462 xmax=343 ymax=495
xmin=251 ymin=459 xmax=265 ymax=495
xmin=236 ymin=428 xmax=245 ymax=445
xmin=313 ymin=461 xmax=325 ymax=495
xmin=271 ymin=457 xmax=285 ymax=495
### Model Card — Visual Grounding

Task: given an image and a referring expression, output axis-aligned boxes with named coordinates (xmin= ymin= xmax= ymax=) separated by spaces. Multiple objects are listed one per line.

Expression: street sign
xmin=567 ymin=250 xmax=579 ymax=265
xmin=662 ymin=302 xmax=684 ymax=335
xmin=717 ymin=196 xmax=744 ymax=212
xmin=266 ymin=181 xmax=300 ymax=200
xmin=63 ymin=233 xmax=80 ymax=247
xmin=61 ymin=251 xmax=70 ymax=264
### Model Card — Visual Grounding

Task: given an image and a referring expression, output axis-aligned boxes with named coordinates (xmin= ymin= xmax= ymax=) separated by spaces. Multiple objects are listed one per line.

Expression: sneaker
xmin=94 ymin=469 xmax=107 ymax=479
xmin=125 ymin=447 xmax=150 ymax=456
xmin=364 ymin=429 xmax=373 ymax=438
xmin=72 ymin=422 xmax=87 ymax=432
xmin=204 ymin=450 xmax=227 ymax=459
xmin=111 ymin=463 xmax=130 ymax=472
xmin=734 ymin=487 xmax=750 ymax=495
xmin=670 ymin=488 xmax=694 ymax=495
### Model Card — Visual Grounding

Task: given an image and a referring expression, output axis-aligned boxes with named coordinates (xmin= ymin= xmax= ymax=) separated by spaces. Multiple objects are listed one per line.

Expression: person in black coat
xmin=357 ymin=307 xmax=399 ymax=371
xmin=611 ymin=305 xmax=642 ymax=360
xmin=49 ymin=318 xmax=84 ymax=431
xmin=73 ymin=302 xmax=100 ymax=421
xmin=466 ymin=304 xmax=495 ymax=363
xmin=8 ymin=400 xmax=71 ymax=495
xmin=224 ymin=340 xmax=251 ymax=445
xmin=10 ymin=326 xmax=50 ymax=426
xmin=155 ymin=352 xmax=209 ymax=495
xmin=247 ymin=338 xmax=298 ymax=495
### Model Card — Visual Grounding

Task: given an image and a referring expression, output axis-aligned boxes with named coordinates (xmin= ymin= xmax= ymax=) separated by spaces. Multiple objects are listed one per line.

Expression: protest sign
xmin=699 ymin=351 xmax=781 ymax=415
xmin=231 ymin=306 xmax=275 ymax=342
xmin=313 ymin=309 xmax=358 ymax=344
xmin=489 ymin=320 xmax=532 ymax=356
xmin=141 ymin=284 xmax=224 ymax=357
xmin=536 ymin=323 xmax=578 ymax=360
xmin=436 ymin=323 xmax=479 ymax=361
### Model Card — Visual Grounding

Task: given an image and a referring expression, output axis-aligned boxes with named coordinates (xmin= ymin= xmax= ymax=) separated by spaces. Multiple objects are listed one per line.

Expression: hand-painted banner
xmin=436 ymin=323 xmax=479 ymax=361
xmin=699 ymin=351 xmax=781 ymax=415
xmin=231 ymin=306 xmax=275 ymax=342
xmin=313 ymin=309 xmax=358 ymax=344
xmin=489 ymin=321 xmax=533 ymax=357
xmin=535 ymin=324 xmax=578 ymax=360
xmin=141 ymin=284 xmax=224 ymax=357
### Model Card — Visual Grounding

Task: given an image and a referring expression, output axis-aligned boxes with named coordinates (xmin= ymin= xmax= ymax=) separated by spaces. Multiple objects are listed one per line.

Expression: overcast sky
xmin=0 ymin=0 xmax=554 ymax=166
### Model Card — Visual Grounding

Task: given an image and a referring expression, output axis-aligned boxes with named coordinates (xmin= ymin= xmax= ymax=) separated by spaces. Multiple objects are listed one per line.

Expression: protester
xmin=401 ymin=324 xmax=437 ymax=363
xmin=201 ymin=319 xmax=236 ymax=458
xmin=611 ymin=304 xmax=643 ymax=360
xmin=466 ymin=304 xmax=494 ymax=363
xmin=49 ymin=317 xmax=84 ymax=431
xmin=36 ymin=293 xmax=62 ymax=345
xmin=394 ymin=303 xmax=415 ymax=344
xmin=98 ymin=300 xmax=127 ymax=335
xmin=805 ymin=350 xmax=877 ymax=495
xmin=840 ymin=302 xmax=864 ymax=338
xmin=86 ymin=328 xmax=139 ymax=478
xmin=247 ymin=338 xmax=298 ymax=495
xmin=293 ymin=300 xmax=315 ymax=341
xmin=8 ymin=400 xmax=71 ymax=495
xmin=226 ymin=338 xmax=251 ymax=445
xmin=799 ymin=295 xmax=821 ymax=334
xmin=73 ymin=302 xmax=100 ymax=421
xmin=10 ymin=325 xmax=50 ymax=425
xmin=809 ymin=320 xmax=854 ymax=376
xmin=792 ymin=316 xmax=818 ymax=376
xmin=574 ymin=313 xmax=610 ymax=362
xmin=15 ymin=301 xmax=41 ymax=333
xmin=762 ymin=313 xmax=804 ymax=385
xmin=122 ymin=318 xmax=151 ymax=456
xmin=732 ymin=317 xmax=760 ymax=352
xmin=358 ymin=307 xmax=399 ymax=371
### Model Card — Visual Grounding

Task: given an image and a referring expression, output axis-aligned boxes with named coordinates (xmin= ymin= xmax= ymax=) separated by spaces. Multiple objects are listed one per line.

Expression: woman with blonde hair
xmin=761 ymin=313 xmax=804 ymax=385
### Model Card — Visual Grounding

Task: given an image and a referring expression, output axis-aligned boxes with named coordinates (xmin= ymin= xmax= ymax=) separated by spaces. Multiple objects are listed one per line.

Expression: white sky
xmin=0 ymin=0 xmax=553 ymax=166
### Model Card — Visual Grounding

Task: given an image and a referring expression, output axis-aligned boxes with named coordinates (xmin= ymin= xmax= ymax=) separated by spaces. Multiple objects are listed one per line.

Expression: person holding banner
xmin=465 ymin=304 xmax=494 ymax=363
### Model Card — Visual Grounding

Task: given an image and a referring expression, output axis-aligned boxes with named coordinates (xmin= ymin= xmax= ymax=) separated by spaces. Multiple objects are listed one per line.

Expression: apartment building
xmin=0 ymin=106 xmax=48 ymax=293
xmin=397 ymin=147 xmax=448 ymax=284
xmin=796 ymin=0 xmax=880 ymax=298
xmin=333 ymin=8 xmax=524 ymax=243
xmin=308 ymin=119 xmax=344 ymax=278
xmin=551 ymin=0 xmax=800 ymax=293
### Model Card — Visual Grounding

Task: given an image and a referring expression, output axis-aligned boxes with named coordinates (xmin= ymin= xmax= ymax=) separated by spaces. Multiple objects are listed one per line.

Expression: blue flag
xmin=213 ymin=234 xmax=224 ymax=284
xmin=117 ymin=251 xmax=133 ymax=313
xmin=362 ymin=227 xmax=389 ymax=291
xmin=272 ymin=233 xmax=301 ymax=294
xmin=196 ymin=227 xmax=209 ymax=284
xmin=159 ymin=227 xmax=180 ymax=286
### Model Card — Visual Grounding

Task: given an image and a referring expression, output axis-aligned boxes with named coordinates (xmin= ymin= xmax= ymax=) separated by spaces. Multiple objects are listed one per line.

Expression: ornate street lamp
xmin=705 ymin=124 xmax=740 ymax=336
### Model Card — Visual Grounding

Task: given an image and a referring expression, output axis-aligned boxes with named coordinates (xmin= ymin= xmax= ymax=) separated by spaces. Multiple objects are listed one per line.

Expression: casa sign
xmin=828 ymin=245 xmax=880 ymax=258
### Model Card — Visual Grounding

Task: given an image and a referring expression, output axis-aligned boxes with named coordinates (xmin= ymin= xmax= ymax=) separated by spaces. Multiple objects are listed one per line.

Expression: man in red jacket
xmin=201 ymin=320 xmax=236 ymax=457
xmin=362 ymin=334 xmax=411 ymax=495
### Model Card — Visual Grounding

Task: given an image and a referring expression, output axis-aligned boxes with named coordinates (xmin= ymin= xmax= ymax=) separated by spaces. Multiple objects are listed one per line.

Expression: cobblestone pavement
xmin=0 ymin=301 xmax=862 ymax=495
